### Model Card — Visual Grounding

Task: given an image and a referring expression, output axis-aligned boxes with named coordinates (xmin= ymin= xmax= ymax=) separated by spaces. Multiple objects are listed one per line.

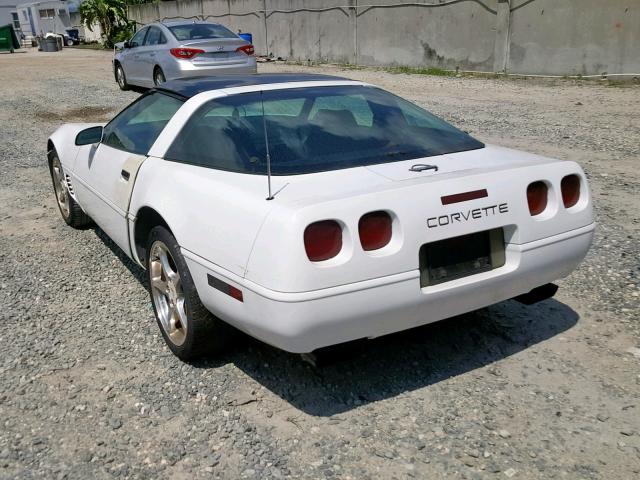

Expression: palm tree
xmin=79 ymin=0 xmax=128 ymax=48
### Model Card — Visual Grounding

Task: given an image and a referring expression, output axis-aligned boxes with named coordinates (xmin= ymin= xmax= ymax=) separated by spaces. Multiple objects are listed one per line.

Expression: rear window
xmin=168 ymin=23 xmax=236 ymax=41
xmin=165 ymin=86 xmax=483 ymax=175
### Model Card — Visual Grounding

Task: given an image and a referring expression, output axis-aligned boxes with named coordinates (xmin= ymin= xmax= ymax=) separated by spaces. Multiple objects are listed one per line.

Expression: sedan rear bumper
xmin=170 ymin=57 xmax=257 ymax=78
xmin=184 ymin=223 xmax=594 ymax=353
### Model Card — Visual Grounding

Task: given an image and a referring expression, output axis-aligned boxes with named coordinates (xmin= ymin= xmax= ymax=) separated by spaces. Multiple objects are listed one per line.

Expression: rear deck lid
xmin=365 ymin=145 xmax=557 ymax=181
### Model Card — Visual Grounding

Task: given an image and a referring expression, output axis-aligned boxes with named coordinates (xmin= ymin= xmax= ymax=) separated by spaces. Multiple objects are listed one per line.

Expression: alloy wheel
xmin=154 ymin=69 xmax=166 ymax=86
xmin=51 ymin=158 xmax=70 ymax=218
xmin=149 ymin=241 xmax=188 ymax=346
xmin=117 ymin=66 xmax=126 ymax=89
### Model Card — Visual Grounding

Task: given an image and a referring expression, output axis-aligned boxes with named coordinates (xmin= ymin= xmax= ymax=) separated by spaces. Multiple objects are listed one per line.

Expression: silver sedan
xmin=113 ymin=21 xmax=257 ymax=90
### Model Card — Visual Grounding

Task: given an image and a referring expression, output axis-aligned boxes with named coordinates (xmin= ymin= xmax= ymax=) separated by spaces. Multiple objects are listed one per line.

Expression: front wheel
xmin=49 ymin=153 xmax=91 ymax=228
xmin=146 ymin=226 xmax=234 ymax=361
xmin=115 ymin=63 xmax=129 ymax=91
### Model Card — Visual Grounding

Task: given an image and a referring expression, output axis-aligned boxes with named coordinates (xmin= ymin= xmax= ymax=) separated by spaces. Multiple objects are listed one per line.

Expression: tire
xmin=49 ymin=153 xmax=91 ymax=228
xmin=146 ymin=226 xmax=234 ymax=361
xmin=115 ymin=63 xmax=129 ymax=91
xmin=153 ymin=66 xmax=166 ymax=86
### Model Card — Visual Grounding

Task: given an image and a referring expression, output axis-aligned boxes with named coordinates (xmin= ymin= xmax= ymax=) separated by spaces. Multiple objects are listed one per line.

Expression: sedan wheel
xmin=116 ymin=64 xmax=129 ymax=91
xmin=146 ymin=226 xmax=235 ymax=361
xmin=149 ymin=241 xmax=188 ymax=346
xmin=153 ymin=67 xmax=166 ymax=86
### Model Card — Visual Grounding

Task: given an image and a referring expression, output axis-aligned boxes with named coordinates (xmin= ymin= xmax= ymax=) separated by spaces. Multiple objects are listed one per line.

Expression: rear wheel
xmin=146 ymin=226 xmax=234 ymax=361
xmin=153 ymin=66 xmax=166 ymax=86
xmin=115 ymin=63 xmax=129 ymax=91
xmin=49 ymin=153 xmax=91 ymax=228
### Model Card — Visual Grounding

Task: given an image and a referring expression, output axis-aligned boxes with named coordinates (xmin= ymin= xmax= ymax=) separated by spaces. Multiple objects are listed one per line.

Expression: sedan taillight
xmin=359 ymin=211 xmax=392 ymax=251
xmin=561 ymin=174 xmax=581 ymax=208
xmin=304 ymin=220 xmax=342 ymax=262
xmin=170 ymin=47 xmax=204 ymax=59
xmin=527 ymin=181 xmax=548 ymax=216
xmin=236 ymin=44 xmax=255 ymax=56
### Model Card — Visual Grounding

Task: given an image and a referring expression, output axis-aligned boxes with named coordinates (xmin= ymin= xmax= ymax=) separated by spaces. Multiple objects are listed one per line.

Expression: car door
xmin=73 ymin=92 xmax=185 ymax=256
xmin=139 ymin=26 xmax=163 ymax=83
xmin=120 ymin=27 xmax=148 ymax=84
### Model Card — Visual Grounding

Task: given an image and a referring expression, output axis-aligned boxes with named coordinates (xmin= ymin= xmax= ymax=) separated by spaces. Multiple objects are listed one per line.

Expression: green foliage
xmin=111 ymin=23 xmax=135 ymax=45
xmin=79 ymin=0 xmax=132 ymax=48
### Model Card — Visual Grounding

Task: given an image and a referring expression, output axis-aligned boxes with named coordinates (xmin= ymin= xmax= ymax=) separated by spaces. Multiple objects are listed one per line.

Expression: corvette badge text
xmin=427 ymin=203 xmax=509 ymax=228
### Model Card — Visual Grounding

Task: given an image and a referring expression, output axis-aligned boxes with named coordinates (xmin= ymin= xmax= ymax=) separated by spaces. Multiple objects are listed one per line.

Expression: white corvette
xmin=47 ymin=74 xmax=595 ymax=360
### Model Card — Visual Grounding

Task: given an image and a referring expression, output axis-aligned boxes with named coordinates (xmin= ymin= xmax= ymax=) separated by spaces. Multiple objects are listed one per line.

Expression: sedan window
xmin=144 ymin=27 xmax=163 ymax=46
xmin=102 ymin=93 xmax=184 ymax=155
xmin=129 ymin=28 xmax=147 ymax=48
xmin=165 ymin=86 xmax=483 ymax=175
xmin=168 ymin=23 xmax=236 ymax=41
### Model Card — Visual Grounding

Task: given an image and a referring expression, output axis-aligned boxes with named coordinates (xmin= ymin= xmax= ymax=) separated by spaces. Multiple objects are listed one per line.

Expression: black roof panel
xmin=157 ymin=73 xmax=351 ymax=98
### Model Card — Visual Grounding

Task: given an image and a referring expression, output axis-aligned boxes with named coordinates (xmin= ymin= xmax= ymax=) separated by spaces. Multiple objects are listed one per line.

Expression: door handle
xmin=121 ymin=169 xmax=130 ymax=181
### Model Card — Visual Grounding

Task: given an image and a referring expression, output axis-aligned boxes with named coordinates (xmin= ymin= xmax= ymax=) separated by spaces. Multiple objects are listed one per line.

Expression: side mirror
xmin=123 ymin=40 xmax=131 ymax=49
xmin=75 ymin=126 xmax=103 ymax=146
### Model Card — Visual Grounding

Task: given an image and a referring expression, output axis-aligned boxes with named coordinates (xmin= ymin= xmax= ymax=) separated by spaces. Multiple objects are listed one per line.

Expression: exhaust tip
xmin=513 ymin=283 xmax=559 ymax=306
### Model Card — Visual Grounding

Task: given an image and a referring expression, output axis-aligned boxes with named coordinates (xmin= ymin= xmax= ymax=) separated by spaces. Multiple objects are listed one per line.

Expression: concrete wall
xmin=508 ymin=0 xmax=640 ymax=75
xmin=128 ymin=0 xmax=640 ymax=76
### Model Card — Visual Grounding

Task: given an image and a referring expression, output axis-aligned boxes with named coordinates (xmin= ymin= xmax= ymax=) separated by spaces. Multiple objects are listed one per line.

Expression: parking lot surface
xmin=0 ymin=49 xmax=639 ymax=479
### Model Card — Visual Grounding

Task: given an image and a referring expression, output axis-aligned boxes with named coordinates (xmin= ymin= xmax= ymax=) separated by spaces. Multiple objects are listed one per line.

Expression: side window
xmin=309 ymin=94 xmax=373 ymax=127
xmin=102 ymin=93 xmax=184 ymax=155
xmin=129 ymin=28 xmax=147 ymax=48
xmin=144 ymin=27 xmax=161 ymax=46
xmin=159 ymin=32 xmax=167 ymax=45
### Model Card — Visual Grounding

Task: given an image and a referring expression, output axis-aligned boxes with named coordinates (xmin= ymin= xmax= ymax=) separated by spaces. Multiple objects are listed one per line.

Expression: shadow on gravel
xmin=94 ymin=227 xmax=147 ymax=286
xmin=211 ymin=298 xmax=578 ymax=417
xmin=93 ymin=226 xmax=579 ymax=417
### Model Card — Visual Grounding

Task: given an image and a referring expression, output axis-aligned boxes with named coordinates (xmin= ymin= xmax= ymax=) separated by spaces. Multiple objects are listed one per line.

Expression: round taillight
xmin=561 ymin=174 xmax=581 ymax=208
xmin=304 ymin=220 xmax=342 ymax=262
xmin=527 ymin=181 xmax=548 ymax=216
xmin=359 ymin=211 xmax=392 ymax=251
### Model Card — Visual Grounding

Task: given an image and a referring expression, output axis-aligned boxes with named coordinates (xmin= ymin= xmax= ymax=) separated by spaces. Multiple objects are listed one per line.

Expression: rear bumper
xmin=184 ymin=223 xmax=594 ymax=353
xmin=171 ymin=57 xmax=257 ymax=78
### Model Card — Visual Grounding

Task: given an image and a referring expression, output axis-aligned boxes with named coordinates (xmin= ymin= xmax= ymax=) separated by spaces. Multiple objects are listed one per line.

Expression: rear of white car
xmin=133 ymin=80 xmax=594 ymax=353
xmin=182 ymin=148 xmax=593 ymax=353
xmin=50 ymin=75 xmax=594 ymax=360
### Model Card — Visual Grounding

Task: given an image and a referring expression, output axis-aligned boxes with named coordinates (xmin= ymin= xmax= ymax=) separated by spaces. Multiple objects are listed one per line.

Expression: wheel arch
xmin=47 ymin=139 xmax=56 ymax=164
xmin=133 ymin=206 xmax=174 ymax=267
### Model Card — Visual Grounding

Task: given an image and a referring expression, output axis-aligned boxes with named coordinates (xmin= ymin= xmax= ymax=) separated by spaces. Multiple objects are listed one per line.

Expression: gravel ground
xmin=0 ymin=48 xmax=639 ymax=480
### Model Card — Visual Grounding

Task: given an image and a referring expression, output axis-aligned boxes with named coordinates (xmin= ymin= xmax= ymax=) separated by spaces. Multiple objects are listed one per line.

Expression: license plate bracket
xmin=419 ymin=228 xmax=505 ymax=287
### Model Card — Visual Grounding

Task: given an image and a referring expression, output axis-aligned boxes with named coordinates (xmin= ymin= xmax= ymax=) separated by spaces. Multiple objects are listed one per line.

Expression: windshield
xmin=165 ymin=85 xmax=484 ymax=175
xmin=168 ymin=23 xmax=236 ymax=41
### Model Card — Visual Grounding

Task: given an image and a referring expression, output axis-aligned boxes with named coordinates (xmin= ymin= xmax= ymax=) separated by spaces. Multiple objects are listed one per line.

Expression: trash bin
xmin=238 ymin=32 xmax=253 ymax=44
xmin=0 ymin=24 xmax=20 ymax=53
xmin=42 ymin=36 xmax=61 ymax=52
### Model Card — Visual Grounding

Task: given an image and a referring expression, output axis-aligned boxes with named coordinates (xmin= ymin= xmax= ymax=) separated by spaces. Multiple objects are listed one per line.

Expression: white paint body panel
xmin=48 ymin=80 xmax=595 ymax=353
